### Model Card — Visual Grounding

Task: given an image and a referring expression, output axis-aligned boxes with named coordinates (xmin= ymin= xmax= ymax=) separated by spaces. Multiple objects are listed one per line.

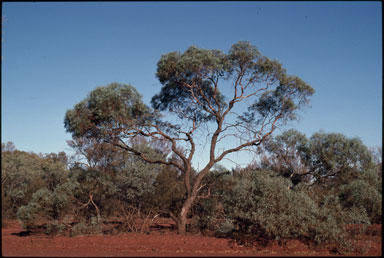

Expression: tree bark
xmin=176 ymin=166 xmax=213 ymax=234
xmin=177 ymin=215 xmax=187 ymax=234
xmin=176 ymin=196 xmax=193 ymax=234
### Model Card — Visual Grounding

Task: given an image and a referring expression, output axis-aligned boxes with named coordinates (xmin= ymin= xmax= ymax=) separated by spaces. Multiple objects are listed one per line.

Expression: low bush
xmin=339 ymin=178 xmax=382 ymax=224
xmin=70 ymin=217 xmax=103 ymax=237
xmin=16 ymin=180 xmax=78 ymax=229
xmin=222 ymin=169 xmax=353 ymax=253
xmin=44 ymin=221 xmax=67 ymax=236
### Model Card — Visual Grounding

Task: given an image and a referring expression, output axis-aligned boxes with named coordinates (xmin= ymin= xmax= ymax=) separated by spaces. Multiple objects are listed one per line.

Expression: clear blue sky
xmin=2 ymin=1 xmax=382 ymax=169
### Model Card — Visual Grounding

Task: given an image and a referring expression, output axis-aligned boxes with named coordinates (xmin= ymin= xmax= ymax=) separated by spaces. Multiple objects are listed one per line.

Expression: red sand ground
xmin=2 ymin=219 xmax=382 ymax=257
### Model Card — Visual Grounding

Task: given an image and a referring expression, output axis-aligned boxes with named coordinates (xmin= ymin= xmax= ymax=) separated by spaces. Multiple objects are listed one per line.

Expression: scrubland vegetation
xmin=2 ymin=134 xmax=381 ymax=253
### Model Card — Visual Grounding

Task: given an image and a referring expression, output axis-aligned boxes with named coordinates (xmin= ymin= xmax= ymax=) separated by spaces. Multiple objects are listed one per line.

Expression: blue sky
xmin=2 ymin=1 xmax=382 ymax=169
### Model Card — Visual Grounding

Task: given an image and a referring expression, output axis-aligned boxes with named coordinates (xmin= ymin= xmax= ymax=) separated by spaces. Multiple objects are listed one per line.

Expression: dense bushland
xmin=219 ymin=168 xmax=366 ymax=252
xmin=2 ymin=147 xmax=68 ymax=219
xmin=1 ymin=132 xmax=382 ymax=252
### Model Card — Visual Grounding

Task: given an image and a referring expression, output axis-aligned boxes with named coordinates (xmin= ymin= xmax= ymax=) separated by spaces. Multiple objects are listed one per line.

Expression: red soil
xmin=2 ymin=220 xmax=382 ymax=257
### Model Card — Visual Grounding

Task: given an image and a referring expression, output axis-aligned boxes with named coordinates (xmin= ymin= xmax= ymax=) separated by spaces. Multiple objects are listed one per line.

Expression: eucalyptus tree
xmin=64 ymin=41 xmax=314 ymax=234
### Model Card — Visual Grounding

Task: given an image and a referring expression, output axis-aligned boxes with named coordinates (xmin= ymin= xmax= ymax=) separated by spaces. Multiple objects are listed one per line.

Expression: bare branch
xmin=114 ymin=138 xmax=185 ymax=172
xmin=214 ymin=113 xmax=283 ymax=164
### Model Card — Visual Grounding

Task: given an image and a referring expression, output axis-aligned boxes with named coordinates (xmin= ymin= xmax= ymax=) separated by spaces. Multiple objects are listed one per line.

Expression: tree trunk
xmin=176 ymin=196 xmax=194 ymax=234
xmin=176 ymin=166 xmax=213 ymax=234
xmin=177 ymin=215 xmax=187 ymax=234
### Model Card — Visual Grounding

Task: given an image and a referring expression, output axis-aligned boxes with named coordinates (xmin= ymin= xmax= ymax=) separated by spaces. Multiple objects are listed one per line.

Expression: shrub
xmin=16 ymin=181 xmax=78 ymax=229
xmin=190 ymin=197 xmax=223 ymax=232
xmin=216 ymin=218 xmax=236 ymax=234
xmin=44 ymin=221 xmax=67 ymax=235
xmin=2 ymin=150 xmax=69 ymax=219
xmin=146 ymin=167 xmax=186 ymax=215
xmin=339 ymin=179 xmax=382 ymax=224
xmin=2 ymin=151 xmax=45 ymax=218
xmin=70 ymin=217 xmax=103 ymax=237
xmin=223 ymin=169 xmax=352 ymax=252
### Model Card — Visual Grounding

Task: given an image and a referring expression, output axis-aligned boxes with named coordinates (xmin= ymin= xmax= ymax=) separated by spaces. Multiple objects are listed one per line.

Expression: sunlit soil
xmin=2 ymin=219 xmax=381 ymax=257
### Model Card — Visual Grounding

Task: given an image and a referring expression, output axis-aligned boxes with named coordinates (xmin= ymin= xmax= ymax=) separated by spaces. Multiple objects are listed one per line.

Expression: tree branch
xmin=114 ymin=139 xmax=185 ymax=172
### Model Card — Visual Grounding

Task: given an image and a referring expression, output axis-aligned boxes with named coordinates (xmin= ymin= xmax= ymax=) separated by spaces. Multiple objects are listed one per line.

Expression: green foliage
xmin=261 ymin=129 xmax=308 ymax=179
xmin=190 ymin=197 xmax=221 ymax=232
xmin=64 ymin=135 xmax=162 ymax=219
xmin=40 ymin=154 xmax=69 ymax=191
xmin=44 ymin=221 xmax=67 ymax=236
xmin=358 ymin=167 xmax=382 ymax=194
xmin=216 ymin=218 xmax=236 ymax=234
xmin=260 ymin=130 xmax=376 ymax=187
xmin=68 ymin=166 xmax=117 ymax=219
xmin=153 ymin=46 xmax=228 ymax=122
xmin=64 ymin=82 xmax=155 ymax=140
xmin=114 ymin=159 xmax=157 ymax=204
xmin=222 ymin=168 xmax=352 ymax=251
xmin=249 ymin=74 xmax=314 ymax=123
xmin=305 ymin=132 xmax=373 ymax=180
xmin=339 ymin=178 xmax=382 ymax=224
xmin=117 ymin=142 xmax=163 ymax=198
xmin=154 ymin=41 xmax=314 ymax=126
xmin=15 ymin=138 xmax=162 ymax=230
xmin=2 ymin=149 xmax=68 ymax=219
xmin=70 ymin=218 xmax=103 ymax=237
xmin=318 ymin=194 xmax=370 ymax=225
xmin=146 ymin=167 xmax=186 ymax=215
xmin=2 ymin=151 xmax=43 ymax=218
xmin=16 ymin=206 xmax=35 ymax=228
xmin=17 ymin=181 xmax=78 ymax=228
xmin=190 ymin=166 xmax=232 ymax=232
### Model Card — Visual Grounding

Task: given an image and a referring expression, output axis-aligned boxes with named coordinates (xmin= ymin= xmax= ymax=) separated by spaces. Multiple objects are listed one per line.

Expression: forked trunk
xmin=175 ymin=166 xmax=213 ymax=234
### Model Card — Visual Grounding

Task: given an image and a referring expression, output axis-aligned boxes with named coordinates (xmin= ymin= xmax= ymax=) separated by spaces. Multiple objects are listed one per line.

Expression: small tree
xmin=260 ymin=130 xmax=375 ymax=187
xmin=259 ymin=129 xmax=309 ymax=183
xmin=64 ymin=41 xmax=314 ymax=233
xmin=302 ymin=132 xmax=373 ymax=186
